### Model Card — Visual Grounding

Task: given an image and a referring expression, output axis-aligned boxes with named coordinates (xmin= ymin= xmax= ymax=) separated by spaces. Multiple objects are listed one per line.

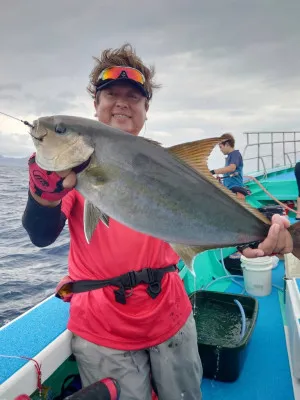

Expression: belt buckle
xmin=146 ymin=268 xmax=155 ymax=283
xmin=127 ymin=271 xmax=137 ymax=288
xmin=135 ymin=268 xmax=155 ymax=285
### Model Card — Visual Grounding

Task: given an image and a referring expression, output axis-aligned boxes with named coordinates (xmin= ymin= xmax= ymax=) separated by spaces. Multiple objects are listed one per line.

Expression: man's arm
xmin=211 ymin=163 xmax=236 ymax=175
xmin=22 ymin=154 xmax=77 ymax=247
xmin=22 ymin=191 xmax=67 ymax=247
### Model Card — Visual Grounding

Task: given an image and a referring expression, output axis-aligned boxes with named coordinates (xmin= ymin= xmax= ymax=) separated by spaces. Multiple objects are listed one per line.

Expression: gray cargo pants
xmin=71 ymin=312 xmax=203 ymax=400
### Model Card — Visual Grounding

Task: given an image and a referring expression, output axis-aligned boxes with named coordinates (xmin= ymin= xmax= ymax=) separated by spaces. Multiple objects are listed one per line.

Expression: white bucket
xmin=272 ymin=255 xmax=279 ymax=269
xmin=240 ymin=255 xmax=273 ymax=297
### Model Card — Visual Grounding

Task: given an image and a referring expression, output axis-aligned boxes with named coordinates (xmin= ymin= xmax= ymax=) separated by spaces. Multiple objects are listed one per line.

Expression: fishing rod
xmin=216 ymin=172 xmax=240 ymax=181
xmin=0 ymin=110 xmax=33 ymax=128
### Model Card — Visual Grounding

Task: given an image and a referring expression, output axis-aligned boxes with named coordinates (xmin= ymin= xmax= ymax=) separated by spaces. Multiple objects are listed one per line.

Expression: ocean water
xmin=0 ymin=165 xmax=70 ymax=327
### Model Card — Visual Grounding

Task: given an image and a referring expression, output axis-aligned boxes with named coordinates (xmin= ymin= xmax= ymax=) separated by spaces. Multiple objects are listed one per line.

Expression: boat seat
xmin=230 ymin=186 xmax=251 ymax=200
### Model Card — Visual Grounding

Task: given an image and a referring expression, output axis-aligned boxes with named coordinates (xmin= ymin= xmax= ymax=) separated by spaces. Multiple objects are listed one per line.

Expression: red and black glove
xmin=28 ymin=153 xmax=73 ymax=202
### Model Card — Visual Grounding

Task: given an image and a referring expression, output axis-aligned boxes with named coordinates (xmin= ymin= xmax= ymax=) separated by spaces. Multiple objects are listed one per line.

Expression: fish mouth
xmin=30 ymin=130 xmax=46 ymax=141
xmin=30 ymin=120 xmax=47 ymax=142
xmin=31 ymin=134 xmax=46 ymax=142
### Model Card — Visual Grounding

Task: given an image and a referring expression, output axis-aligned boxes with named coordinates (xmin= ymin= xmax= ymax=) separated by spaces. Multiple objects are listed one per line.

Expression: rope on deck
xmin=244 ymin=175 xmax=298 ymax=215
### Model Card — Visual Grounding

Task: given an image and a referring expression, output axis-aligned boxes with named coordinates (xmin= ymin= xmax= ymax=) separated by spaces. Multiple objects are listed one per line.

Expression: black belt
xmin=56 ymin=265 xmax=177 ymax=304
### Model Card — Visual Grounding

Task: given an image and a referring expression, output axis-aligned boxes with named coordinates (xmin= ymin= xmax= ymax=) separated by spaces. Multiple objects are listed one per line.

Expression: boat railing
xmin=242 ymin=131 xmax=300 ymax=174
xmin=242 ymin=155 xmax=268 ymax=177
xmin=285 ymin=152 xmax=295 ymax=167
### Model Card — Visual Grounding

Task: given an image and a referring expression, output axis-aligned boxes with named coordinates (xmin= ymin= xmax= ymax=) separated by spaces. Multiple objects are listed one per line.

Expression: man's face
xmin=219 ymin=142 xmax=230 ymax=155
xmin=94 ymin=82 xmax=148 ymax=136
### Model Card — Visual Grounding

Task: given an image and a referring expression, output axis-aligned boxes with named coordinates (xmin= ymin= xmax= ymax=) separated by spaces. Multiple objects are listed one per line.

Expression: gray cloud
xmin=0 ymin=131 xmax=34 ymax=157
xmin=0 ymin=94 xmax=17 ymax=101
xmin=0 ymin=0 xmax=299 ymax=168
xmin=0 ymin=83 xmax=22 ymax=91
xmin=21 ymin=92 xmax=79 ymax=115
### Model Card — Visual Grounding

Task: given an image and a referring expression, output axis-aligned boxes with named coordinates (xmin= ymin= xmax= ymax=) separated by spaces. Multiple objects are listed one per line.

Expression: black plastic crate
xmin=189 ymin=290 xmax=259 ymax=382
xmin=258 ymin=205 xmax=285 ymax=220
xmin=223 ymin=255 xmax=243 ymax=276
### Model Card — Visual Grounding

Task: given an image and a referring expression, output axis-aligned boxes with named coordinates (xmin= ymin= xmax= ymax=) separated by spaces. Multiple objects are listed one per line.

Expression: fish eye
xmin=55 ymin=123 xmax=67 ymax=135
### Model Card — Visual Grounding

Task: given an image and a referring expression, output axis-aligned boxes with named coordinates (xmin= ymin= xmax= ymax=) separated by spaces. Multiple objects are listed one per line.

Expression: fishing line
xmin=0 ymin=110 xmax=33 ymax=128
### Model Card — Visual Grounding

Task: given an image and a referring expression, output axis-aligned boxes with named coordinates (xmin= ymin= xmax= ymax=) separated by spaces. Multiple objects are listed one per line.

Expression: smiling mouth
xmin=113 ymin=114 xmax=131 ymax=118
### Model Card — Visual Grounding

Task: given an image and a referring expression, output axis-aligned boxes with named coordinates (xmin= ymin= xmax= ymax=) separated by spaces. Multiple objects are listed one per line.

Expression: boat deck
xmin=0 ymin=295 xmax=70 ymax=385
xmin=201 ymin=260 xmax=296 ymax=400
xmin=266 ymin=170 xmax=296 ymax=182
xmin=245 ymin=167 xmax=298 ymax=202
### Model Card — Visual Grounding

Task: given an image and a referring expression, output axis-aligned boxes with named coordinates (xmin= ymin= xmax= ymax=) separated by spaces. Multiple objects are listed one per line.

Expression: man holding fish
xmin=22 ymin=43 xmax=294 ymax=400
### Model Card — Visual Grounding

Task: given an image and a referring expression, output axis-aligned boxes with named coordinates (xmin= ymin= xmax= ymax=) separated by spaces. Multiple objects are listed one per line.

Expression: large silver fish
xmin=29 ymin=115 xmax=300 ymax=271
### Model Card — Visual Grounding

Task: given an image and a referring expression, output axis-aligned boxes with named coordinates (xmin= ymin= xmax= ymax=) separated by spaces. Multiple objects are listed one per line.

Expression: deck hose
xmin=233 ymin=299 xmax=247 ymax=341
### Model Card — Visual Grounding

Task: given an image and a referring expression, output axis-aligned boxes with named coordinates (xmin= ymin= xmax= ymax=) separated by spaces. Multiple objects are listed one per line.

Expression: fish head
xmin=30 ymin=115 xmax=95 ymax=171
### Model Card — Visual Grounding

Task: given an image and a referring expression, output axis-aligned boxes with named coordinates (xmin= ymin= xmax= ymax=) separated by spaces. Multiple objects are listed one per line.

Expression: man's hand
xmin=28 ymin=153 xmax=77 ymax=207
xmin=242 ymin=214 xmax=293 ymax=258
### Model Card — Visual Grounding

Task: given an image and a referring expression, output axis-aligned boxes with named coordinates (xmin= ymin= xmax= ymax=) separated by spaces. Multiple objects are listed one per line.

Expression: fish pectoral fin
xmin=83 ymin=200 xmax=110 ymax=243
xmin=98 ymin=210 xmax=110 ymax=228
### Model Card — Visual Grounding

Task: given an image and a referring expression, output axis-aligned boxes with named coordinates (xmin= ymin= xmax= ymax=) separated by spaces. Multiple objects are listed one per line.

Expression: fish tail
xmin=169 ymin=243 xmax=212 ymax=276
xmin=288 ymin=221 xmax=300 ymax=259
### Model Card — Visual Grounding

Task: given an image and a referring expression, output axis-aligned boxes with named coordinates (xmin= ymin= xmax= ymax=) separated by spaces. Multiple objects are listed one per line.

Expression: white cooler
xmin=285 ymin=278 xmax=300 ymax=379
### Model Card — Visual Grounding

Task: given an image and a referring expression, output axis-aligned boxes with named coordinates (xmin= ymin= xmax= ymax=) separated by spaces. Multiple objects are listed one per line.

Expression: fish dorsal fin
xmin=167 ymin=137 xmax=223 ymax=173
xmin=167 ymin=137 xmax=271 ymax=226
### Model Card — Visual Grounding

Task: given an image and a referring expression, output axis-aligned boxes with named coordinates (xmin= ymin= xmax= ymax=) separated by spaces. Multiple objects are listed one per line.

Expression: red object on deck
xmin=14 ymin=396 xmax=31 ymax=400
xmin=285 ymin=200 xmax=295 ymax=215
xmin=152 ymin=389 xmax=158 ymax=400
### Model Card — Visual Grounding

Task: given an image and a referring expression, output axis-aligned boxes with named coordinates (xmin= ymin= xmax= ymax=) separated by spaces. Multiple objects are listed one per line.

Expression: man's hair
xmin=87 ymin=43 xmax=160 ymax=102
xmin=220 ymin=133 xmax=235 ymax=148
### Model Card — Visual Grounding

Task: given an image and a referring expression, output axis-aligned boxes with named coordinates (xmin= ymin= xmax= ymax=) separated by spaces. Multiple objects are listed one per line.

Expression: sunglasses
xmin=96 ymin=66 xmax=149 ymax=98
xmin=99 ymin=66 xmax=146 ymax=84
xmin=219 ymin=140 xmax=229 ymax=147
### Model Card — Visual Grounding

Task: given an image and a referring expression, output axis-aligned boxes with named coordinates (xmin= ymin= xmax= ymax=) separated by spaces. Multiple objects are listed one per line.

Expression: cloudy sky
xmin=1 ymin=0 xmax=300 ymax=171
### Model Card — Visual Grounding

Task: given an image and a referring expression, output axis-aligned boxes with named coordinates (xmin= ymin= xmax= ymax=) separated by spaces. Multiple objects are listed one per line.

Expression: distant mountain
xmin=0 ymin=155 xmax=28 ymax=167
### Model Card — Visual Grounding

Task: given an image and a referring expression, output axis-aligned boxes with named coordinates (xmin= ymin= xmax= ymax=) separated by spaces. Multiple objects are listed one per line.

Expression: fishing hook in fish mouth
xmin=0 ymin=110 xmax=34 ymax=128
xmin=29 ymin=119 xmax=47 ymax=142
